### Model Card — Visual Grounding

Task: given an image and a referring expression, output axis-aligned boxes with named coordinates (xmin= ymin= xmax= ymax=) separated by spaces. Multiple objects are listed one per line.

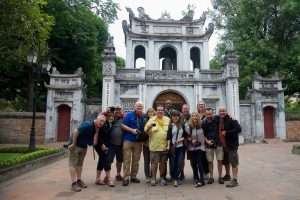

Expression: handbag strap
xmin=173 ymin=124 xmax=180 ymax=145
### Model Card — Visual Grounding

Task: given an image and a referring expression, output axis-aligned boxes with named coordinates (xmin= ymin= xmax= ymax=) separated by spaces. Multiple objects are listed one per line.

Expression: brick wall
xmin=0 ymin=112 xmax=45 ymax=144
xmin=286 ymin=120 xmax=300 ymax=141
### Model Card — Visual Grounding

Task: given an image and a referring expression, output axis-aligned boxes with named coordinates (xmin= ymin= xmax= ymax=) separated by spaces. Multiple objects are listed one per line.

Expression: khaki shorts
xmin=150 ymin=151 xmax=168 ymax=164
xmin=206 ymin=146 xmax=224 ymax=162
xmin=69 ymin=146 xmax=87 ymax=168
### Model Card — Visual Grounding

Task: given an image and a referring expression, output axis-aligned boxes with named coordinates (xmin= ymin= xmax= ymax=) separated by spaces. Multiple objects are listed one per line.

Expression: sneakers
xmin=218 ymin=177 xmax=224 ymax=184
xmin=160 ymin=178 xmax=167 ymax=186
xmin=145 ymin=177 xmax=151 ymax=183
xmin=223 ymin=174 xmax=231 ymax=181
xmin=226 ymin=178 xmax=239 ymax=188
xmin=207 ymin=177 xmax=214 ymax=184
xmin=150 ymin=178 xmax=156 ymax=186
xmin=195 ymin=181 xmax=205 ymax=188
xmin=115 ymin=175 xmax=123 ymax=181
xmin=122 ymin=179 xmax=129 ymax=186
xmin=131 ymin=177 xmax=141 ymax=183
xmin=77 ymin=179 xmax=87 ymax=188
xmin=71 ymin=182 xmax=81 ymax=192
xmin=173 ymin=180 xmax=178 ymax=187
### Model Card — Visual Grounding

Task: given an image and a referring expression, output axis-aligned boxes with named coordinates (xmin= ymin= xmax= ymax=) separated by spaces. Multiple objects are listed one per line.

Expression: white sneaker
xmin=151 ymin=179 xmax=156 ymax=186
xmin=160 ymin=178 xmax=167 ymax=186
xmin=173 ymin=180 xmax=178 ymax=187
xmin=146 ymin=177 xmax=151 ymax=183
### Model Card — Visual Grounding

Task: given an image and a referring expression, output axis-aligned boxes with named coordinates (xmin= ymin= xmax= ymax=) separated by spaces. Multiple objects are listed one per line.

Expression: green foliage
xmin=116 ymin=56 xmax=125 ymax=68
xmin=211 ymin=0 xmax=300 ymax=98
xmin=45 ymin=0 xmax=109 ymax=97
xmin=0 ymin=0 xmax=54 ymax=111
xmin=0 ymin=0 xmax=119 ymax=110
xmin=65 ymin=0 xmax=120 ymax=24
xmin=0 ymin=147 xmax=63 ymax=169
xmin=285 ymin=100 xmax=300 ymax=120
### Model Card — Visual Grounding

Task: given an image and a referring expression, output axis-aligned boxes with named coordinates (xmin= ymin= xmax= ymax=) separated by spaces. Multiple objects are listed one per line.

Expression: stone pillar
xmin=202 ymin=41 xmax=209 ymax=70
xmin=126 ymin=39 xmax=133 ymax=68
xmin=148 ymin=40 xmax=155 ymax=70
xmin=224 ymin=50 xmax=240 ymax=121
xmin=182 ymin=41 xmax=189 ymax=71
xmin=102 ymin=36 xmax=117 ymax=111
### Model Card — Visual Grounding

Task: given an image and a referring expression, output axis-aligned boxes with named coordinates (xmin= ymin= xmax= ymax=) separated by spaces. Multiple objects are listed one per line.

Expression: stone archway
xmin=153 ymin=91 xmax=187 ymax=111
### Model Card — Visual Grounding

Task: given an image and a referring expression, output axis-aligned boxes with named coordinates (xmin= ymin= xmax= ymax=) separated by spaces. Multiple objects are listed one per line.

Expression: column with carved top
xmin=224 ymin=50 xmax=240 ymax=121
xmin=102 ymin=36 xmax=116 ymax=111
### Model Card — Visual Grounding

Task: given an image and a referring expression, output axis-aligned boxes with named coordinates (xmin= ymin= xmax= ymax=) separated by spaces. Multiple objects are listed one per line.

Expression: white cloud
xmin=109 ymin=0 xmax=221 ymax=60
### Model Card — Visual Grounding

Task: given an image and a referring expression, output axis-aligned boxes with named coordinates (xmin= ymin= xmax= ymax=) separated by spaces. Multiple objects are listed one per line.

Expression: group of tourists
xmin=67 ymin=100 xmax=241 ymax=192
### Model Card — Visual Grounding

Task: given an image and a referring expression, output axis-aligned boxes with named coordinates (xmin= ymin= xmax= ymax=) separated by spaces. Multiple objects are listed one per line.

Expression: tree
xmin=0 ymin=0 xmax=54 ymax=111
xmin=65 ymin=0 xmax=120 ymax=24
xmin=45 ymin=0 xmax=109 ymax=97
xmin=211 ymin=0 xmax=300 ymax=98
xmin=116 ymin=56 xmax=125 ymax=68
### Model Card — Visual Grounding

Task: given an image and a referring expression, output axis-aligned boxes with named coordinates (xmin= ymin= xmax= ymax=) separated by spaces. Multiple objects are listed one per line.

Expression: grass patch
xmin=0 ymin=146 xmax=64 ymax=169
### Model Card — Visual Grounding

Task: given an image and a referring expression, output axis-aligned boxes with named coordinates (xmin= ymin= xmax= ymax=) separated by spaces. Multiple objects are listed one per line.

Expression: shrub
xmin=0 ymin=147 xmax=63 ymax=169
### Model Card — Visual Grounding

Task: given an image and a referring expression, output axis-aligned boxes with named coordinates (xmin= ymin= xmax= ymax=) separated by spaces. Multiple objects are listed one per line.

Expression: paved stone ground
xmin=1 ymin=142 xmax=300 ymax=200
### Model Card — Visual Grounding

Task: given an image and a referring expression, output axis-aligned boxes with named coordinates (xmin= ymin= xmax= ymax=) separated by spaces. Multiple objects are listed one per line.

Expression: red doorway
xmin=57 ymin=104 xmax=71 ymax=141
xmin=263 ymin=106 xmax=275 ymax=138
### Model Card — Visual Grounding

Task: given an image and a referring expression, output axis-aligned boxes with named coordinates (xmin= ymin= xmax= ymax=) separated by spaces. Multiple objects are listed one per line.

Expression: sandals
xmin=108 ymin=180 xmax=115 ymax=187
xmin=95 ymin=179 xmax=105 ymax=185
xmin=95 ymin=178 xmax=115 ymax=187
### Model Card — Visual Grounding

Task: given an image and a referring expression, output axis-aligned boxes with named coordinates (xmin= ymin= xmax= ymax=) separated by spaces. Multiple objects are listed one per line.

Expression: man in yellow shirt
xmin=144 ymin=105 xmax=170 ymax=186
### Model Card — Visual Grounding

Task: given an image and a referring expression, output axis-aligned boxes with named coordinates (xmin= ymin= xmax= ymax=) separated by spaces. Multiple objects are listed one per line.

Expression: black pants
xmin=96 ymin=148 xmax=111 ymax=171
xmin=143 ymin=144 xmax=151 ymax=178
xmin=201 ymin=150 xmax=209 ymax=174
xmin=190 ymin=150 xmax=205 ymax=183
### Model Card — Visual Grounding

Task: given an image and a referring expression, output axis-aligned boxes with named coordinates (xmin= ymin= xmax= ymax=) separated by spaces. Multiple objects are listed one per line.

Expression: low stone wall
xmin=0 ymin=112 xmax=45 ymax=144
xmin=286 ymin=120 xmax=300 ymax=141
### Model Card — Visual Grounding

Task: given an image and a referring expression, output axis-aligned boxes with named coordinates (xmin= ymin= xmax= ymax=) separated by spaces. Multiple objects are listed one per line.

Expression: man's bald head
xmin=219 ymin=107 xmax=227 ymax=118
xmin=135 ymin=101 xmax=144 ymax=116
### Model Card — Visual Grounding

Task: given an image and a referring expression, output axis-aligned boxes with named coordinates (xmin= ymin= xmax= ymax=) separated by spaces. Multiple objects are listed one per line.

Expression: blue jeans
xmin=170 ymin=146 xmax=185 ymax=180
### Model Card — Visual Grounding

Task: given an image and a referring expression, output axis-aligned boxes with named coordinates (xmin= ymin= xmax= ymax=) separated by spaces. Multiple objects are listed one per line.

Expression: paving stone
xmin=0 ymin=143 xmax=300 ymax=200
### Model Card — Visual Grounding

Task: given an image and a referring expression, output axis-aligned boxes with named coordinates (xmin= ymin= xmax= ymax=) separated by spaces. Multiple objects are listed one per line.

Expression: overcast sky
xmin=109 ymin=0 xmax=221 ymax=60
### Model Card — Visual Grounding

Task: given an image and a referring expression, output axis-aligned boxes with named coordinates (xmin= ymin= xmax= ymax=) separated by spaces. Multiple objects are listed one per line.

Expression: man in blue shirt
xmin=68 ymin=114 xmax=106 ymax=192
xmin=121 ymin=101 xmax=146 ymax=186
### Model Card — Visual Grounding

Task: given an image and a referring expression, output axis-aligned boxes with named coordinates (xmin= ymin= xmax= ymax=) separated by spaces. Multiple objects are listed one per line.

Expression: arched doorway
xmin=263 ymin=106 xmax=275 ymax=138
xmin=153 ymin=91 xmax=186 ymax=111
xmin=134 ymin=45 xmax=146 ymax=68
xmin=57 ymin=104 xmax=71 ymax=141
xmin=159 ymin=46 xmax=177 ymax=70
xmin=190 ymin=47 xmax=200 ymax=70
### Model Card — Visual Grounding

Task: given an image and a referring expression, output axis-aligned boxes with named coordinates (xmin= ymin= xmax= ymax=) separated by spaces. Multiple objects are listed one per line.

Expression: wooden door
xmin=153 ymin=91 xmax=186 ymax=111
xmin=57 ymin=105 xmax=71 ymax=141
xmin=264 ymin=106 xmax=275 ymax=138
